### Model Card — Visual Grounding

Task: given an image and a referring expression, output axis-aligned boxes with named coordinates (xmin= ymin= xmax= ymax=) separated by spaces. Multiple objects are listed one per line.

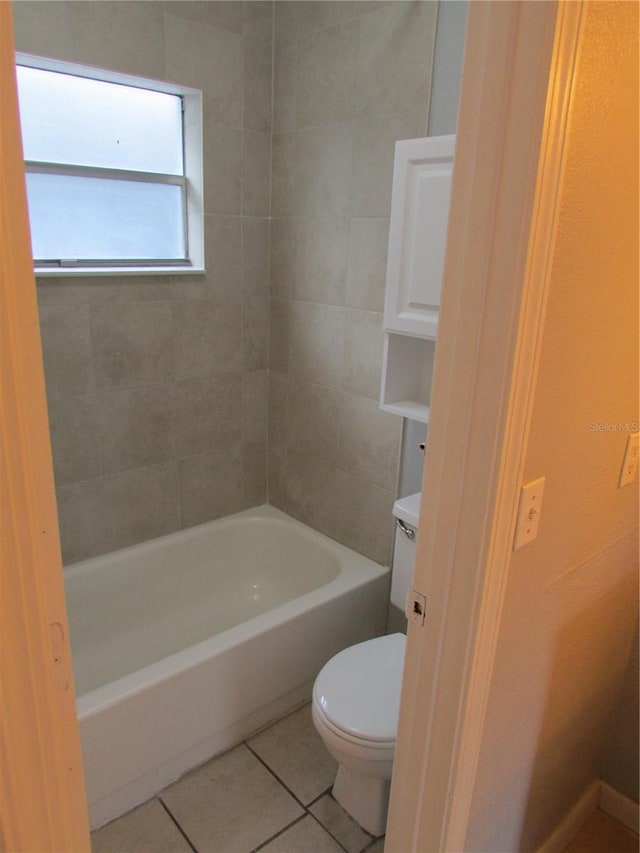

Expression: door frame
xmin=0 ymin=5 xmax=90 ymax=850
xmin=386 ymin=2 xmax=584 ymax=850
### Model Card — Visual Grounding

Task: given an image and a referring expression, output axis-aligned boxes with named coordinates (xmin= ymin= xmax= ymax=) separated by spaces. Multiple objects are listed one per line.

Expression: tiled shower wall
xmin=15 ymin=0 xmax=438 ymax=568
xmin=267 ymin=1 xmax=437 ymax=565
xmin=13 ymin=1 xmax=273 ymax=563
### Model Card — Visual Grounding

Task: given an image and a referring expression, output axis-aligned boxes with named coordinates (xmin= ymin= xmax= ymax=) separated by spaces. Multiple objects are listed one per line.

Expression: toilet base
xmin=332 ymin=765 xmax=390 ymax=837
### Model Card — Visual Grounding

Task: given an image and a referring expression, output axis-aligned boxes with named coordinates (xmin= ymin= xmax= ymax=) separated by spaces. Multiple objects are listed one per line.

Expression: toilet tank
xmin=390 ymin=492 xmax=421 ymax=611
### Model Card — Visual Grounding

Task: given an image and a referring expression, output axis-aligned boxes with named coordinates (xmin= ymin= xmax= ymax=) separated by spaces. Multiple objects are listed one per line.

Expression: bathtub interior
xmin=65 ymin=505 xmax=383 ymax=696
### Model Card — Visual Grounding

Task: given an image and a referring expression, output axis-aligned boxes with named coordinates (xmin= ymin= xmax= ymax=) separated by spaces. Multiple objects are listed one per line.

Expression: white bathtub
xmin=64 ymin=504 xmax=390 ymax=828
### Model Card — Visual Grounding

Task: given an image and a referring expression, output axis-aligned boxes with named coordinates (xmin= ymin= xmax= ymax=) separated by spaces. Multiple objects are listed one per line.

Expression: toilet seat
xmin=313 ymin=633 xmax=406 ymax=743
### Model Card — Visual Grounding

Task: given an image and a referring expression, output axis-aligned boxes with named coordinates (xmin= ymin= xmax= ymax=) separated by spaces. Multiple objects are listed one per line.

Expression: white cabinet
xmin=380 ymin=135 xmax=455 ymax=423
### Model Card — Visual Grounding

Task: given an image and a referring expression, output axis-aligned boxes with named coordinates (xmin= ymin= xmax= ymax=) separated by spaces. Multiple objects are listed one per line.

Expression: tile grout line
xmin=243 ymin=742 xmax=352 ymax=853
xmin=305 ymin=809 xmax=356 ymax=853
xmin=158 ymin=795 xmax=198 ymax=853
xmin=251 ymin=813 xmax=308 ymax=853
xmin=244 ymin=740 xmax=308 ymax=811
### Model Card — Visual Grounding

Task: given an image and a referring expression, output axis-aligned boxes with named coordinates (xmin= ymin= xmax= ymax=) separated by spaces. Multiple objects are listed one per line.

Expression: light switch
xmin=619 ymin=432 xmax=640 ymax=488
xmin=513 ymin=477 xmax=545 ymax=550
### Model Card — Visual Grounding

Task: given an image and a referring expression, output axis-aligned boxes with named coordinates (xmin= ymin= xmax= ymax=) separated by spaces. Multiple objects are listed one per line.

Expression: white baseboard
xmin=599 ymin=781 xmax=639 ymax=835
xmin=536 ymin=780 xmax=601 ymax=853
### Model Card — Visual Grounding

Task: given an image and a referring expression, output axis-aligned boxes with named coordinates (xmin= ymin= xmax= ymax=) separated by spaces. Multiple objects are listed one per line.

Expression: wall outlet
xmin=618 ymin=432 xmax=640 ymax=488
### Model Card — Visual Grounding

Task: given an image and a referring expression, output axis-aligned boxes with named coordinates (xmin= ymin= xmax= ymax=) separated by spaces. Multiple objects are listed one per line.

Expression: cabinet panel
xmin=384 ymin=135 xmax=455 ymax=338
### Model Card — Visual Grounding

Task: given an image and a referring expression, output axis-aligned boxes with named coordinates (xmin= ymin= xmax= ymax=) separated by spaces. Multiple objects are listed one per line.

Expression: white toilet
xmin=312 ymin=492 xmax=421 ymax=836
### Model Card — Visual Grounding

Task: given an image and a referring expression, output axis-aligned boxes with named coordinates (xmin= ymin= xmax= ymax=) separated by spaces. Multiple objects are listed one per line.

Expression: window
xmin=16 ymin=55 xmax=203 ymax=275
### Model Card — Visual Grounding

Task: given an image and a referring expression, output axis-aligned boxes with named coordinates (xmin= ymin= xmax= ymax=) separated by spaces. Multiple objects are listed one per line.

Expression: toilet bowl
xmin=311 ymin=492 xmax=420 ymax=836
xmin=312 ymin=633 xmax=406 ymax=836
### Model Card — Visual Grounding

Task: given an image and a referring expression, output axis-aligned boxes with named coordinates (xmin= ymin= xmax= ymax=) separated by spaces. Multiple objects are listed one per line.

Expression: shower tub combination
xmin=65 ymin=504 xmax=390 ymax=828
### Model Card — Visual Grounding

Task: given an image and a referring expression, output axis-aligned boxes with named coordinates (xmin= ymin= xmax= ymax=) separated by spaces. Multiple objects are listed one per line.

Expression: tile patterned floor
xmin=91 ymin=704 xmax=385 ymax=853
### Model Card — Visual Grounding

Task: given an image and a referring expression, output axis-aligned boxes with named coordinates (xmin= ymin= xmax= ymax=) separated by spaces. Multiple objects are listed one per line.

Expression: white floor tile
xmin=309 ymin=793 xmax=373 ymax=853
xmin=247 ymin=705 xmax=337 ymax=805
xmin=91 ymin=798 xmax=192 ymax=853
xmin=260 ymin=815 xmax=344 ymax=852
xmin=160 ymin=744 xmax=303 ymax=853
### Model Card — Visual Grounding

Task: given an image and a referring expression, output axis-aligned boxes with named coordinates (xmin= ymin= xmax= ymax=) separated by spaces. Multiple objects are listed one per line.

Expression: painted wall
xmin=601 ymin=621 xmax=639 ymax=803
xmin=466 ymin=3 xmax=639 ymax=850
xmin=267 ymin=0 xmax=438 ymax=565
xmin=13 ymin=1 xmax=273 ymax=563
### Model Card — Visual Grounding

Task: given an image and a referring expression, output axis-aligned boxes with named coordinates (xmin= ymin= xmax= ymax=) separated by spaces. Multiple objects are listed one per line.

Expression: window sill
xmin=34 ymin=265 xmax=206 ymax=278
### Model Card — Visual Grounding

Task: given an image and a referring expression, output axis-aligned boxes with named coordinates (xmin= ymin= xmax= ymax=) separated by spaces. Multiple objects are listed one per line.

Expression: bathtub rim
xmin=70 ymin=503 xmax=390 ymax=719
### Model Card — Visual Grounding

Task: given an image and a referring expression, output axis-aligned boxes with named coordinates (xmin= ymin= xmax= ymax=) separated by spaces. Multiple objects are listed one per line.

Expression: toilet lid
xmin=313 ymin=634 xmax=406 ymax=743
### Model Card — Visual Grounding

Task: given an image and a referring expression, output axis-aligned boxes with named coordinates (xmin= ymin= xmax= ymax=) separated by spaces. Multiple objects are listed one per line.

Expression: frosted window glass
xmin=26 ymin=173 xmax=185 ymax=261
xmin=17 ymin=66 xmax=183 ymax=175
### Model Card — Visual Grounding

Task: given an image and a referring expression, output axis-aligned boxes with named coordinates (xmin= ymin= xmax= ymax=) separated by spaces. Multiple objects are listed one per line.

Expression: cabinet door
xmin=384 ymin=135 xmax=455 ymax=338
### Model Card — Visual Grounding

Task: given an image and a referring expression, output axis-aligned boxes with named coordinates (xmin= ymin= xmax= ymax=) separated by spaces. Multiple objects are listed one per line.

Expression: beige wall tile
xmin=268 ymin=370 xmax=289 ymax=454
xmin=12 ymin=0 xmax=75 ymax=60
xmin=173 ymin=376 xmax=242 ymax=457
xmin=296 ymin=22 xmax=356 ymax=129
xmin=46 ymin=391 xmax=101 ymax=486
xmin=242 ymin=370 xmax=269 ymax=445
xmin=338 ymin=393 xmax=401 ymax=490
xmin=38 ymin=303 xmax=94 ymax=395
xmin=287 ymin=376 xmax=340 ymax=467
xmin=163 ymin=10 xmax=243 ymax=125
xmin=292 ymin=218 xmax=348 ymax=306
xmin=90 ymin=301 xmax=173 ymax=389
xmin=243 ymin=293 xmax=270 ymax=371
xmin=289 ymin=301 xmax=344 ymax=388
xmin=270 ymin=218 xmax=294 ymax=301
xmin=273 ymin=42 xmax=298 ymax=133
xmin=191 ymin=215 xmax=242 ymax=303
xmin=292 ymin=1 xmax=355 ymax=36
xmin=58 ymin=463 xmax=180 ymax=563
xmin=99 ymin=385 xmax=174 ymax=474
xmin=331 ymin=467 xmax=396 ymax=565
xmin=243 ymin=2 xmax=273 ymax=40
xmin=242 ymin=217 xmax=270 ymax=299
xmin=178 ymin=447 xmax=243 ymax=528
xmin=36 ymin=278 xmax=91 ymax=306
xmin=243 ymin=131 xmax=272 ymax=216
xmin=243 ymin=33 xmax=273 ymax=132
xmin=272 ymin=133 xmax=296 ymax=217
xmin=57 ymin=479 xmax=117 ymax=565
xmin=242 ymin=440 xmax=268 ymax=507
xmin=354 ymin=1 xmax=437 ymax=120
xmin=280 ymin=453 xmax=338 ymax=536
xmin=86 ymin=277 xmax=173 ymax=305
xmin=294 ymin=123 xmax=353 ymax=218
xmin=342 ymin=309 xmax=384 ymax=400
xmin=269 ymin=298 xmax=290 ymax=374
xmin=163 ymin=2 xmax=244 ymax=33
xmin=69 ymin=1 xmax=165 ymax=78
xmin=172 ymin=299 xmax=242 ymax=380
xmin=346 ymin=218 xmax=390 ymax=312
xmin=350 ymin=112 xmax=423 ymax=217
xmin=203 ymin=123 xmax=242 ymax=215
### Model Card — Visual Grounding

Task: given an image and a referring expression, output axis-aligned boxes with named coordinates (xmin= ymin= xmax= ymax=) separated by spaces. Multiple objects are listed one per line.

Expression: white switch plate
xmin=619 ymin=432 xmax=640 ymax=488
xmin=513 ymin=477 xmax=545 ymax=550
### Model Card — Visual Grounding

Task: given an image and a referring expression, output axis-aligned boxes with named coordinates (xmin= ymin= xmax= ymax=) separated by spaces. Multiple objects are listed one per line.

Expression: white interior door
xmin=385 ymin=2 xmax=583 ymax=850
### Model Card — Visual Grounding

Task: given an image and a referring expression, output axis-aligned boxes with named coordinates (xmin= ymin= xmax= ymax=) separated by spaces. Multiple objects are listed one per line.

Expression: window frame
xmin=16 ymin=53 xmax=204 ymax=277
